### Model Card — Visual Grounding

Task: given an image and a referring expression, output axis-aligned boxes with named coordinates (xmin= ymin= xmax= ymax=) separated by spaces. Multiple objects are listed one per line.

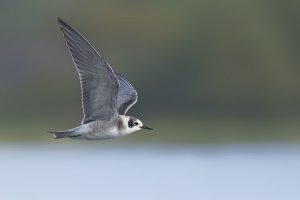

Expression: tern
xmin=49 ymin=17 xmax=153 ymax=140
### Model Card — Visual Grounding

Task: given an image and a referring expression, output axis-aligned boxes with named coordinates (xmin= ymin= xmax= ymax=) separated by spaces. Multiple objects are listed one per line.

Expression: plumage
xmin=49 ymin=18 xmax=152 ymax=140
xmin=115 ymin=72 xmax=138 ymax=115
xmin=58 ymin=17 xmax=119 ymax=124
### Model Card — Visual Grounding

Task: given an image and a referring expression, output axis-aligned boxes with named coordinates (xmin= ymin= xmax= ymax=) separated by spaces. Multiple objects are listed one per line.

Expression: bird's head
xmin=121 ymin=116 xmax=153 ymax=134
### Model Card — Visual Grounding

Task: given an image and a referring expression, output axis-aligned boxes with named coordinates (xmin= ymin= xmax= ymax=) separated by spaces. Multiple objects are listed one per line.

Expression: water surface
xmin=0 ymin=143 xmax=299 ymax=200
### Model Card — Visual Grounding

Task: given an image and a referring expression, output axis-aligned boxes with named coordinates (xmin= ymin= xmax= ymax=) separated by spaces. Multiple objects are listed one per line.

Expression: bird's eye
xmin=133 ymin=122 xmax=139 ymax=126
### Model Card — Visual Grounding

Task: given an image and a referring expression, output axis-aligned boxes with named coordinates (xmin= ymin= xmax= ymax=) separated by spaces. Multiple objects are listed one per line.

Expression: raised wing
xmin=57 ymin=17 xmax=119 ymax=124
xmin=115 ymin=72 xmax=138 ymax=115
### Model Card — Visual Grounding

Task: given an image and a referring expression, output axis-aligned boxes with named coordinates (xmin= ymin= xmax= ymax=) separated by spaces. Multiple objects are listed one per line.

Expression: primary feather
xmin=57 ymin=17 xmax=119 ymax=124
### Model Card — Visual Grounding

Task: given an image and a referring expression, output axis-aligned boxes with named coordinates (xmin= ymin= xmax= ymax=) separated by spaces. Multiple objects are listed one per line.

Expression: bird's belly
xmin=71 ymin=121 xmax=122 ymax=140
xmin=83 ymin=132 xmax=117 ymax=140
xmin=83 ymin=127 xmax=120 ymax=140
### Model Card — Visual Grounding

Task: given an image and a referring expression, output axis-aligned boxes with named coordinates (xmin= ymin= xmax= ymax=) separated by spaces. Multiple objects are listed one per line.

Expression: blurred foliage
xmin=0 ymin=0 xmax=300 ymax=141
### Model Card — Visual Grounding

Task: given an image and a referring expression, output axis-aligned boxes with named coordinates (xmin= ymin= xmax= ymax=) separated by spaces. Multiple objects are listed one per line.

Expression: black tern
xmin=49 ymin=18 xmax=153 ymax=140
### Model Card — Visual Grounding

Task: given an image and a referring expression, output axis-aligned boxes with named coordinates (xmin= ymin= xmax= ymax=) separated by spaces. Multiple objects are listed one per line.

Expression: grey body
xmin=49 ymin=18 xmax=152 ymax=140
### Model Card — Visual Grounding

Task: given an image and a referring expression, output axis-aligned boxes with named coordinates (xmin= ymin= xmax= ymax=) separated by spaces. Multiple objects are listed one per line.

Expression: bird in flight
xmin=49 ymin=18 xmax=153 ymax=140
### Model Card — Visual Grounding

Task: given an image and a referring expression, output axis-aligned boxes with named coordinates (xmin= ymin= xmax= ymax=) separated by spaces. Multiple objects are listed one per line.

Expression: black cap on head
xmin=128 ymin=117 xmax=137 ymax=128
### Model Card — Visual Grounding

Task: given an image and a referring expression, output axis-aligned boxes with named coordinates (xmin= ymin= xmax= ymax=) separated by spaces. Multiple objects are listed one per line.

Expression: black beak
xmin=141 ymin=126 xmax=153 ymax=130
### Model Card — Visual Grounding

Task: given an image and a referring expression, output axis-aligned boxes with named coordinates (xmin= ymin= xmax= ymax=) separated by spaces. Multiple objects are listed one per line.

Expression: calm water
xmin=0 ymin=143 xmax=299 ymax=200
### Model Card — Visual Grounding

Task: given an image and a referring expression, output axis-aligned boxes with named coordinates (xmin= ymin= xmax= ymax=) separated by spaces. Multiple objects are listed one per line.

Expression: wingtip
xmin=57 ymin=17 xmax=69 ymax=29
xmin=57 ymin=17 xmax=64 ymax=30
xmin=57 ymin=17 xmax=63 ymax=23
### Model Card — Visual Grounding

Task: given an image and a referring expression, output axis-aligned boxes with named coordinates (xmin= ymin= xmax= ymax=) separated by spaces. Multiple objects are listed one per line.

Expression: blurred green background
xmin=1 ymin=0 xmax=300 ymax=143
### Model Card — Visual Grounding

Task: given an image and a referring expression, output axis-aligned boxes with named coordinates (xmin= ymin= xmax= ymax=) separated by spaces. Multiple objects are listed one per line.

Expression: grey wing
xmin=57 ymin=17 xmax=119 ymax=124
xmin=115 ymin=72 xmax=138 ymax=115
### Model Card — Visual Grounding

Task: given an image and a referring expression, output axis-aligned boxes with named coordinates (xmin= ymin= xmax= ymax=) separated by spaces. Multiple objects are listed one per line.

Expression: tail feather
xmin=48 ymin=130 xmax=76 ymax=139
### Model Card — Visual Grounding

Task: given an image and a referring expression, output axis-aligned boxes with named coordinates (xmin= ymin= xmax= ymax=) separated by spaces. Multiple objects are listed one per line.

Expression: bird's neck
xmin=117 ymin=115 xmax=136 ymax=136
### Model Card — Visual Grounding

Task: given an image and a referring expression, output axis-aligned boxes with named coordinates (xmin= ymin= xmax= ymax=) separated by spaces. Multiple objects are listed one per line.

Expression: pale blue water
xmin=0 ymin=143 xmax=299 ymax=200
